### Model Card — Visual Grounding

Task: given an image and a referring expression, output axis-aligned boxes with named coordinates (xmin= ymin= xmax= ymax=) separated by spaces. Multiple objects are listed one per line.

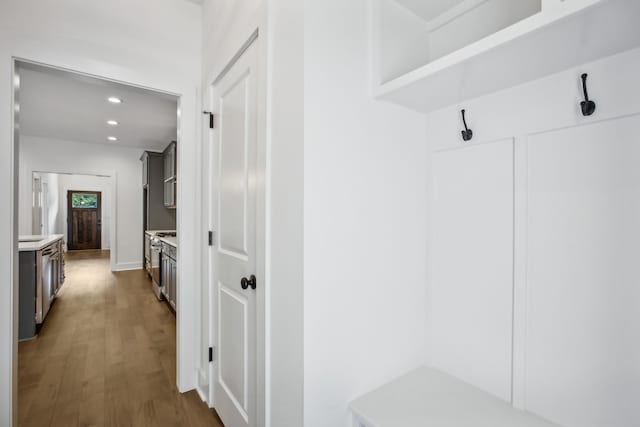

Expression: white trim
xmin=8 ymin=55 xmax=20 ymax=427
xmin=511 ymin=135 xmax=528 ymax=409
xmin=8 ymin=57 xmax=196 ymax=425
xmin=212 ymin=30 xmax=260 ymax=85
xmin=112 ymin=262 xmax=143 ymax=272
xmin=13 ymin=57 xmax=181 ymax=97
xmin=196 ymin=382 xmax=209 ymax=404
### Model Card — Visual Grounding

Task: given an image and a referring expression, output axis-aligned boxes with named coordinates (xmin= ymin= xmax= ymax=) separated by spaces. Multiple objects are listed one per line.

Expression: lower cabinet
xmin=160 ymin=243 xmax=177 ymax=312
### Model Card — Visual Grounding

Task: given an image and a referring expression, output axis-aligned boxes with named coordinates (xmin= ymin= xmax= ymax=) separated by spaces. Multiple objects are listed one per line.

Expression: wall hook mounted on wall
xmin=580 ymin=73 xmax=596 ymax=116
xmin=460 ymin=109 xmax=473 ymax=142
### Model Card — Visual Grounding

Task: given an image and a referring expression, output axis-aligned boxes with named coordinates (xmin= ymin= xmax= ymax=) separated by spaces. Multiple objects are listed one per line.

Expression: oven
xmin=150 ymin=237 xmax=163 ymax=300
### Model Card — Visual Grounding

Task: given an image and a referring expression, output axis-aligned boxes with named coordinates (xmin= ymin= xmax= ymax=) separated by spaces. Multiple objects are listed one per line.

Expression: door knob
xmin=241 ymin=275 xmax=257 ymax=290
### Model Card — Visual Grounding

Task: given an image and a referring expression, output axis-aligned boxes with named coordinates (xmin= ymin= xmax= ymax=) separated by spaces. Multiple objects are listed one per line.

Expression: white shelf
xmin=350 ymin=367 xmax=559 ymax=427
xmin=372 ymin=0 xmax=640 ymax=113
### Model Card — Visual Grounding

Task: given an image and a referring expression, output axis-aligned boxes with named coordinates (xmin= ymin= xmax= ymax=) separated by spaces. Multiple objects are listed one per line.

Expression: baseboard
xmin=112 ymin=262 xmax=142 ymax=272
xmin=196 ymin=369 xmax=210 ymax=405
xmin=196 ymin=384 xmax=209 ymax=406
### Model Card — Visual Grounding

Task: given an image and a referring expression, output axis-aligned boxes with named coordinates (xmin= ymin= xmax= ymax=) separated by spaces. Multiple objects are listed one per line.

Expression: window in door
xmin=71 ymin=192 xmax=99 ymax=209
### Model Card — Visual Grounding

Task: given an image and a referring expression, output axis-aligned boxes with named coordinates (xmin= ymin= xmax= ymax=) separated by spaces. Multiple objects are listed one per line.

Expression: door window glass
xmin=71 ymin=193 xmax=98 ymax=208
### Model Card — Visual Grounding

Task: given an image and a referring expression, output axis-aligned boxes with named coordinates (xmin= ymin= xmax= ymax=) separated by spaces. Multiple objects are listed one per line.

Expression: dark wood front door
xmin=67 ymin=190 xmax=102 ymax=250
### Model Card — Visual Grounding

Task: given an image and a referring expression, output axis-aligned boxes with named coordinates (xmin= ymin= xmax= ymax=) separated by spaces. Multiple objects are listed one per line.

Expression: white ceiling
xmin=394 ymin=0 xmax=465 ymax=21
xmin=17 ymin=62 xmax=178 ymax=151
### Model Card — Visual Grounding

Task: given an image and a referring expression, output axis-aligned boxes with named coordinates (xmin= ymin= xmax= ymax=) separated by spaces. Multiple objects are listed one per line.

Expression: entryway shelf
xmin=372 ymin=0 xmax=640 ymax=113
xmin=349 ymin=367 xmax=559 ymax=427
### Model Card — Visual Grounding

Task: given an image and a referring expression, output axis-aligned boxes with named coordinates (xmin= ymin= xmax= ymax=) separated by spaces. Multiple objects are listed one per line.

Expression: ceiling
xmin=17 ymin=62 xmax=178 ymax=151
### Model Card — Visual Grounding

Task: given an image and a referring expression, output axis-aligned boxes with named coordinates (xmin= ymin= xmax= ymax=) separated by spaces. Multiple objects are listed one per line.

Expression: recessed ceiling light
xmin=107 ymin=120 xmax=118 ymax=126
xmin=107 ymin=136 xmax=118 ymax=141
xmin=107 ymin=97 xmax=122 ymax=104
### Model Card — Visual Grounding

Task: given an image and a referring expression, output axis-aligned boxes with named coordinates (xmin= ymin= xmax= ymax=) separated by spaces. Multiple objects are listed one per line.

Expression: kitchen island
xmin=18 ymin=234 xmax=65 ymax=340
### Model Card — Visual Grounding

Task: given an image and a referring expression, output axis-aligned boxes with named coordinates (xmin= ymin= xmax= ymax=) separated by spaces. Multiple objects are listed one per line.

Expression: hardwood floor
xmin=18 ymin=250 xmax=223 ymax=427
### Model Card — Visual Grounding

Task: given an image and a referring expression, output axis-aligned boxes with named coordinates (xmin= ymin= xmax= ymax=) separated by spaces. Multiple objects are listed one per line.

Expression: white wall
xmin=20 ymin=137 xmax=136 ymax=267
xmin=304 ymin=1 xmax=429 ymax=426
xmin=265 ymin=1 xmax=304 ymax=425
xmin=0 ymin=1 xmax=202 ymax=424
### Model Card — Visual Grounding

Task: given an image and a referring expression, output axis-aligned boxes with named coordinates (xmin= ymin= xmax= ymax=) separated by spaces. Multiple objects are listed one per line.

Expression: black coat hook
xmin=460 ymin=109 xmax=473 ymax=142
xmin=580 ymin=73 xmax=596 ymax=116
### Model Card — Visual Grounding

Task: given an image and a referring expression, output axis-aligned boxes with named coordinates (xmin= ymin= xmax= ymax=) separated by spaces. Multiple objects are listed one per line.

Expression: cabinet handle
xmin=240 ymin=275 xmax=257 ymax=290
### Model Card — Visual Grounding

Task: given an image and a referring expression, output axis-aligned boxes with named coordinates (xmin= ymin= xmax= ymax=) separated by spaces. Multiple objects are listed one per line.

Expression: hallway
xmin=18 ymin=251 xmax=223 ymax=427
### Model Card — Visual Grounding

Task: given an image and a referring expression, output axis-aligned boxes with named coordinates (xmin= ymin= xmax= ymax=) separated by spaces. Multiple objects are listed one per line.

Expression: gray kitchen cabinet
xmin=163 ymin=141 xmax=177 ymax=208
xmin=19 ymin=237 xmax=65 ymax=340
xmin=141 ymin=151 xmax=176 ymax=264
xmin=141 ymin=151 xmax=175 ymax=228
xmin=161 ymin=241 xmax=177 ymax=312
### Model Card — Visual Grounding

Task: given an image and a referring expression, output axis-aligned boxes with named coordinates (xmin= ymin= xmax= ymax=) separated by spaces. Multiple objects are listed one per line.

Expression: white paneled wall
xmin=425 ymin=47 xmax=640 ymax=427
xmin=526 ymin=118 xmax=640 ymax=427
xmin=430 ymin=139 xmax=514 ymax=402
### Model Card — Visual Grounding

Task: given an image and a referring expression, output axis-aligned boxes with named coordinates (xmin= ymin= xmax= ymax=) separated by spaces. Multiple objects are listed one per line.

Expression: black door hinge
xmin=203 ymin=111 xmax=214 ymax=129
xmin=209 ymin=347 xmax=214 ymax=362
xmin=208 ymin=231 xmax=214 ymax=246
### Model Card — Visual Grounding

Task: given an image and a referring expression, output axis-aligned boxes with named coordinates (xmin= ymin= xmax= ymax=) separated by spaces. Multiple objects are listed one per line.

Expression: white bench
xmin=350 ymin=367 xmax=559 ymax=427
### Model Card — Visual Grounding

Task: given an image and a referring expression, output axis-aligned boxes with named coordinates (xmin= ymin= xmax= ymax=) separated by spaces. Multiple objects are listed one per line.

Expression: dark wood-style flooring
xmin=18 ymin=250 xmax=223 ymax=427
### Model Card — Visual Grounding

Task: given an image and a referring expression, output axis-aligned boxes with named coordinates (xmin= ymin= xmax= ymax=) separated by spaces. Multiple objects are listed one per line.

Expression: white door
xmin=212 ymin=40 xmax=258 ymax=427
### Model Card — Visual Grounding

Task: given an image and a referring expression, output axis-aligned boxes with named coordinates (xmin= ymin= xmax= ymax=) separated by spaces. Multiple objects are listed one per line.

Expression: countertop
xmin=144 ymin=230 xmax=177 ymax=248
xmin=145 ymin=229 xmax=176 ymax=236
xmin=158 ymin=236 xmax=177 ymax=247
xmin=18 ymin=235 xmax=64 ymax=252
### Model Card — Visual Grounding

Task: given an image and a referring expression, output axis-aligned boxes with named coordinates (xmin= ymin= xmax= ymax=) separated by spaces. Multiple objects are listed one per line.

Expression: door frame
xmin=32 ymin=175 xmax=42 ymax=234
xmin=204 ymin=29 xmax=267 ymax=427
xmin=8 ymin=57 xmax=198 ymax=427
xmin=31 ymin=170 xmax=117 ymax=270
xmin=40 ymin=182 xmax=48 ymax=235
xmin=66 ymin=189 xmax=102 ymax=251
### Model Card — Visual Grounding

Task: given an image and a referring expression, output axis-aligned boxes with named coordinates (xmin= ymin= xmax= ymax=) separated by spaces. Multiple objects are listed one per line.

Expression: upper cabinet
xmin=372 ymin=0 xmax=640 ymax=112
xmin=141 ymin=151 xmax=176 ymax=230
xmin=164 ymin=141 xmax=176 ymax=181
xmin=141 ymin=151 xmax=150 ymax=187
xmin=163 ymin=141 xmax=177 ymax=208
